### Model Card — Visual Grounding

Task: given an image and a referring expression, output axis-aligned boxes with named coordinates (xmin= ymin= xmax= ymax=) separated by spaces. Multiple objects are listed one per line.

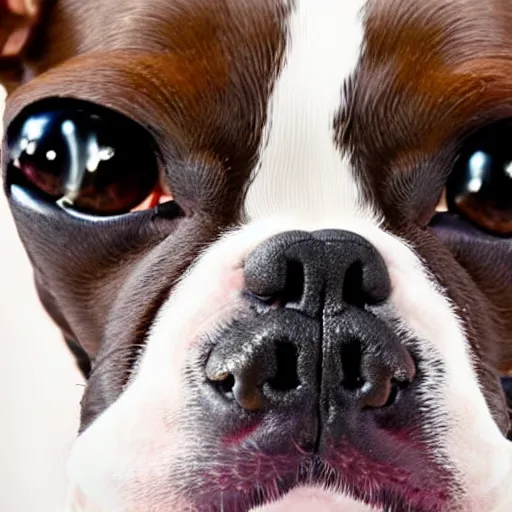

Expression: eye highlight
xmin=439 ymin=120 xmax=512 ymax=237
xmin=6 ymin=100 xmax=172 ymax=216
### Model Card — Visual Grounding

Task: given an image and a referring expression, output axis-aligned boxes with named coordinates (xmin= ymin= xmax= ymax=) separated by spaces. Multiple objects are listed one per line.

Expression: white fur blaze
xmin=244 ymin=0 xmax=372 ymax=222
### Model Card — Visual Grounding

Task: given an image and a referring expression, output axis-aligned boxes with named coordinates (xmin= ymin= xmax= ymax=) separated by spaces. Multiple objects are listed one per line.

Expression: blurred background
xmin=0 ymin=86 xmax=85 ymax=511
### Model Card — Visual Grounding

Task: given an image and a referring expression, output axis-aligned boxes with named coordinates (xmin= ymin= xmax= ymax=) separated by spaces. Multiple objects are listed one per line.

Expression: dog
xmin=2 ymin=0 xmax=512 ymax=510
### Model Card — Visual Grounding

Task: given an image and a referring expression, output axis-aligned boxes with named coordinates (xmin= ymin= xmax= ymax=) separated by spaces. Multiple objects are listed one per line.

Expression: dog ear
xmin=0 ymin=0 xmax=51 ymax=92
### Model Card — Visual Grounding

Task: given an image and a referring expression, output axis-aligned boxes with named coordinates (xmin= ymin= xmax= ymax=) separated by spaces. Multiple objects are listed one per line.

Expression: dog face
xmin=2 ymin=0 xmax=512 ymax=510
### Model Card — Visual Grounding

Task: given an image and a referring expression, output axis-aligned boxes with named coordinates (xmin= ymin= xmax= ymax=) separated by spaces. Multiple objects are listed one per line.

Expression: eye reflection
xmin=466 ymin=151 xmax=487 ymax=193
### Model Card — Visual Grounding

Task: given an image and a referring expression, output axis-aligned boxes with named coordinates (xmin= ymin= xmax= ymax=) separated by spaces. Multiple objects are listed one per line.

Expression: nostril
xmin=206 ymin=366 xmax=236 ymax=398
xmin=217 ymin=373 xmax=236 ymax=396
xmin=280 ymin=260 xmax=305 ymax=307
xmin=244 ymin=259 xmax=305 ymax=307
xmin=340 ymin=340 xmax=364 ymax=391
xmin=268 ymin=341 xmax=300 ymax=392
xmin=342 ymin=260 xmax=366 ymax=308
xmin=205 ymin=337 xmax=302 ymax=412
xmin=339 ymin=333 xmax=415 ymax=410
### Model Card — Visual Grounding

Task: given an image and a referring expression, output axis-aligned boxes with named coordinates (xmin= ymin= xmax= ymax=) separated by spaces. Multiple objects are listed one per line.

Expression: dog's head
xmin=2 ymin=0 xmax=512 ymax=510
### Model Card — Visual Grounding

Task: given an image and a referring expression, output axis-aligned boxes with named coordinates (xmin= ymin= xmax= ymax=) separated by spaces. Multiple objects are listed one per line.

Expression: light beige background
xmin=0 ymin=87 xmax=85 ymax=511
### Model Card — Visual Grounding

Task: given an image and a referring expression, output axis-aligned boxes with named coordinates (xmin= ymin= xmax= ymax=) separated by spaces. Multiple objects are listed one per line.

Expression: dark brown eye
xmin=6 ymin=101 xmax=168 ymax=216
xmin=443 ymin=120 xmax=512 ymax=236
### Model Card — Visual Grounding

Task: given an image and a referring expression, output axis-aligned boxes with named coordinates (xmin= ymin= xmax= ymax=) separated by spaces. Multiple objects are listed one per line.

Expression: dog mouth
xmin=178 ymin=307 xmax=454 ymax=512
xmin=188 ymin=442 xmax=453 ymax=512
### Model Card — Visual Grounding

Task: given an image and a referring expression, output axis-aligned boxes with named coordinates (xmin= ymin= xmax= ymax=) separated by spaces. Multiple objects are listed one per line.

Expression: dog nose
xmin=244 ymin=230 xmax=391 ymax=315
xmin=205 ymin=230 xmax=415 ymax=417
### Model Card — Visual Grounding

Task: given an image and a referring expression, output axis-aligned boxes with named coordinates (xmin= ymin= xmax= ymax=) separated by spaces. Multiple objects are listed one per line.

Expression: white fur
xmin=244 ymin=0 xmax=371 ymax=222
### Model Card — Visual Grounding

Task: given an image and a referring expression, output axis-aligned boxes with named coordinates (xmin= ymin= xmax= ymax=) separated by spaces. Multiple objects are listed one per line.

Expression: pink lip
xmin=194 ymin=440 xmax=451 ymax=512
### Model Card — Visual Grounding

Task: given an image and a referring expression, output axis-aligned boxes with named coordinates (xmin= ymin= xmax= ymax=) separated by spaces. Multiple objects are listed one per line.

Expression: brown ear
xmin=0 ymin=0 xmax=50 ymax=91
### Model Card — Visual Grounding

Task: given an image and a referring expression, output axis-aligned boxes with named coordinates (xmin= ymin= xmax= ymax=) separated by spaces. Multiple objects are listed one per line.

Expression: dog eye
xmin=6 ymin=101 xmax=171 ymax=216
xmin=439 ymin=120 xmax=512 ymax=236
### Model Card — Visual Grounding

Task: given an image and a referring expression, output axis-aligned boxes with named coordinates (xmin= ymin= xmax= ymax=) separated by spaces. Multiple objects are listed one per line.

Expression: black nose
xmin=205 ymin=230 xmax=415 ymax=422
xmin=244 ymin=229 xmax=391 ymax=315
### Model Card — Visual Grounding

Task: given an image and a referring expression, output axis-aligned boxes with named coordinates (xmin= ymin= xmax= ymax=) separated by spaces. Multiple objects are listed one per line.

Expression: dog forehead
xmin=7 ymin=0 xmax=512 ymax=221
xmin=7 ymin=0 xmax=512 ymax=224
xmin=13 ymin=0 xmax=501 ymax=141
